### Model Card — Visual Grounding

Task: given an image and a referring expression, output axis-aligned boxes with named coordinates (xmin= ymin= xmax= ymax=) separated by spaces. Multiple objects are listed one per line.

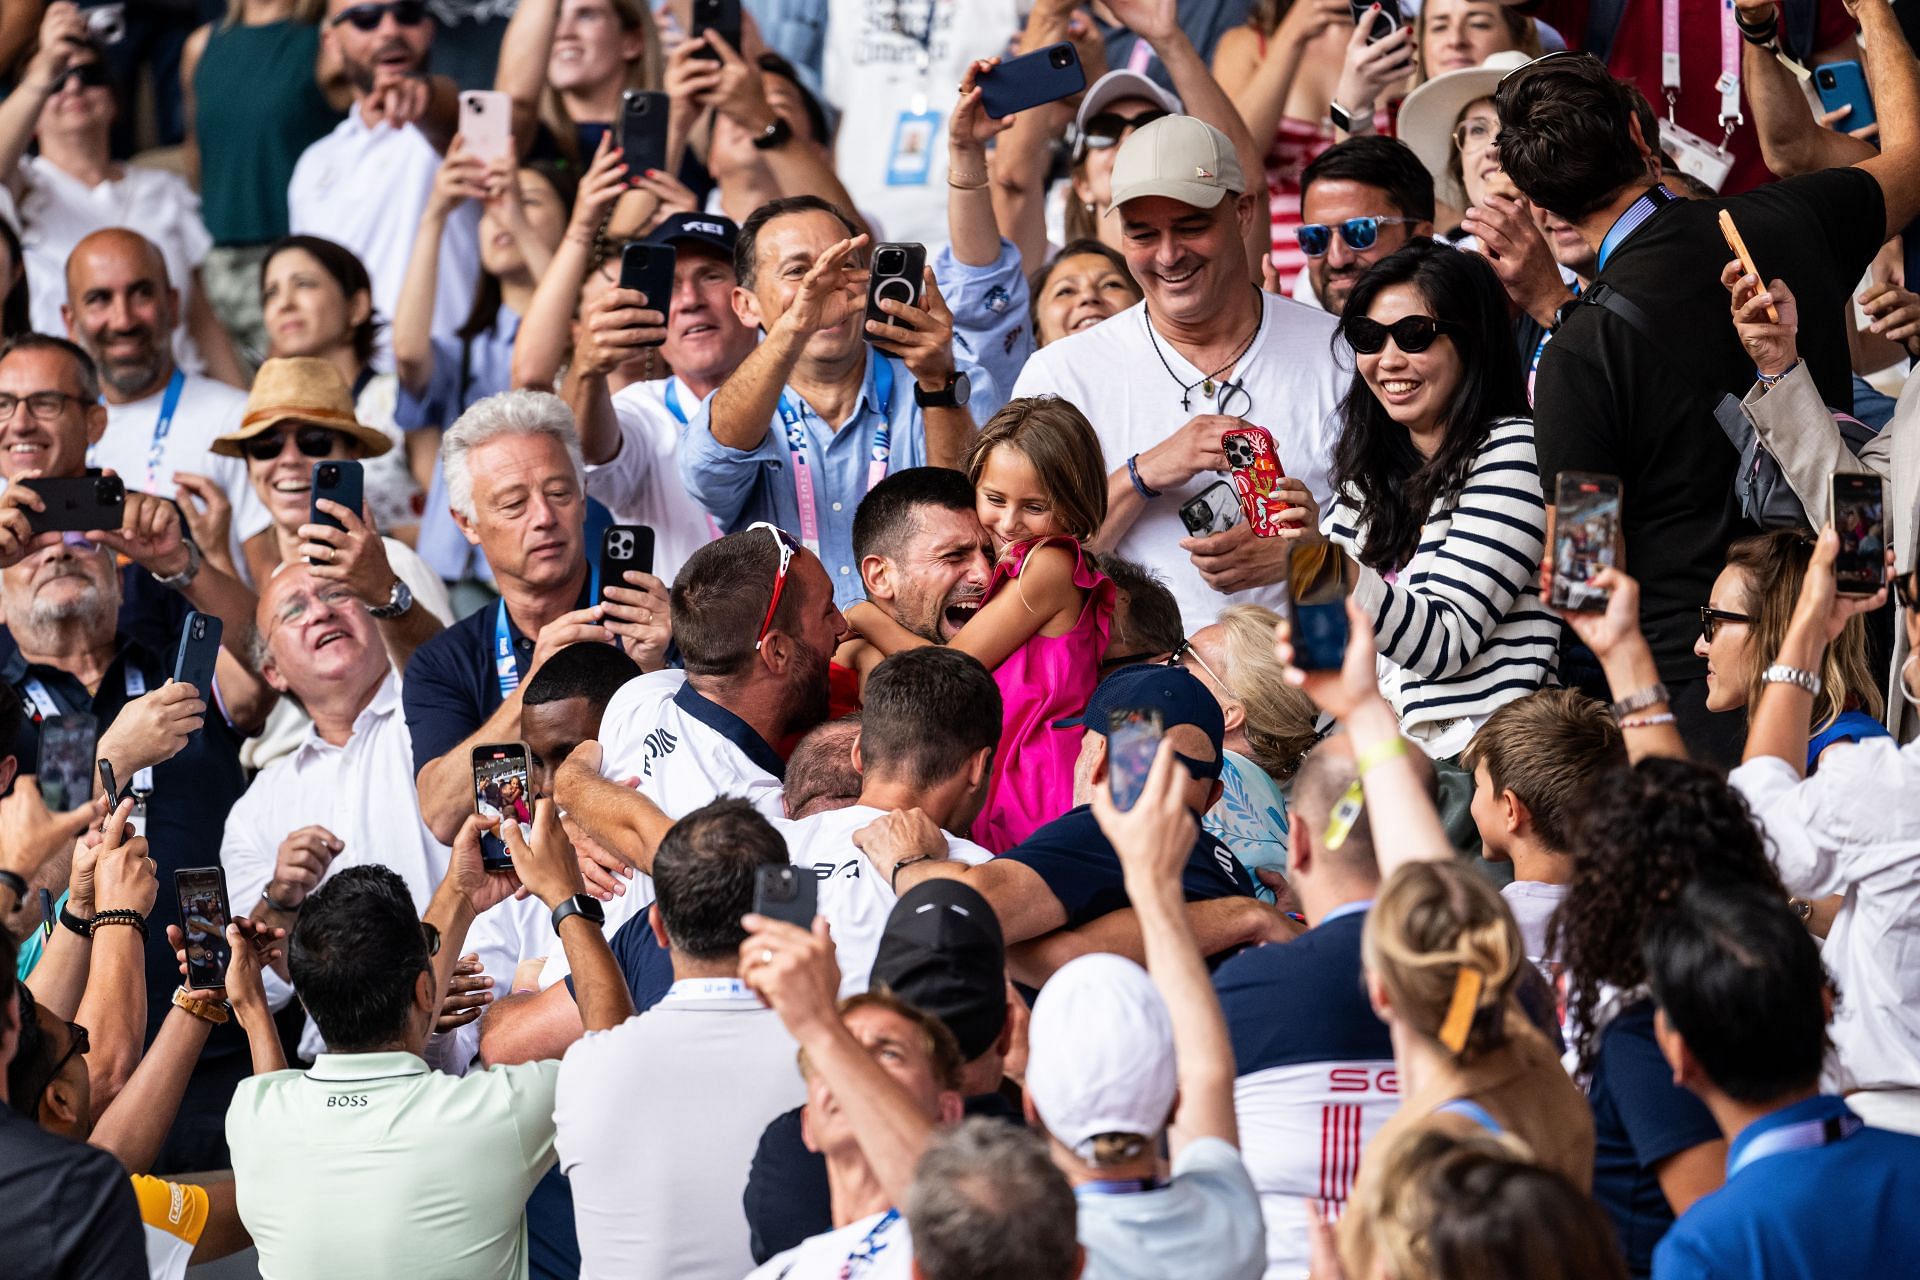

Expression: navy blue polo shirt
xmin=1653 ymin=1094 xmax=1920 ymax=1280
xmin=1002 ymin=803 xmax=1257 ymax=933
xmin=1215 ymin=907 xmax=1392 ymax=1076
xmin=1590 ymin=999 xmax=1725 ymax=1276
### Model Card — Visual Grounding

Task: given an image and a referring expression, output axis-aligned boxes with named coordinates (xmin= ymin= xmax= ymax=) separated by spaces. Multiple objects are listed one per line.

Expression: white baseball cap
xmin=1106 ymin=114 xmax=1245 ymax=214
xmin=1072 ymin=69 xmax=1183 ymax=143
xmin=1025 ymin=954 xmax=1177 ymax=1160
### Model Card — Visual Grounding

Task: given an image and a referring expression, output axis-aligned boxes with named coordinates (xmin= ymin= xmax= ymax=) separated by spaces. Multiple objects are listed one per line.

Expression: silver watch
xmin=152 ymin=538 xmax=202 ymax=590
xmin=365 ymin=577 xmax=414 ymax=619
xmin=1760 ymin=663 xmax=1822 ymax=697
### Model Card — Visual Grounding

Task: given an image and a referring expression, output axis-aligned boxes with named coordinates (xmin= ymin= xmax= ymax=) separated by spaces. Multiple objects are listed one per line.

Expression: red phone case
xmin=1222 ymin=426 xmax=1290 ymax=537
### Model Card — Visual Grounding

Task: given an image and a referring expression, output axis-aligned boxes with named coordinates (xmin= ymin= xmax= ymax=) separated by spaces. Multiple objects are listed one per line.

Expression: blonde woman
xmin=496 ymin=0 xmax=663 ymax=164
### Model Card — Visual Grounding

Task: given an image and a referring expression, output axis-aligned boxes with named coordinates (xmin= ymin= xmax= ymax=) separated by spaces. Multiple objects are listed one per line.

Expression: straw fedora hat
xmin=212 ymin=357 xmax=393 ymax=458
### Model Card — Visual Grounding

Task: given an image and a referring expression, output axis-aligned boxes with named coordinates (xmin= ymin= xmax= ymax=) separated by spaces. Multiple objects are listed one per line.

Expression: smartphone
xmin=1106 ymin=707 xmax=1164 ymax=812
xmin=1549 ymin=472 xmax=1623 ymax=612
xmin=864 ymin=242 xmax=927 ymax=337
xmin=1718 ymin=210 xmax=1777 ymax=323
xmin=1832 ymin=473 xmax=1888 ymax=595
xmin=97 ymin=758 xmax=120 ymax=811
xmin=36 ymin=713 xmax=96 ymax=812
xmin=977 ymin=42 xmax=1086 ymax=119
xmin=23 ymin=474 xmax=125 ymax=535
xmin=172 ymin=867 xmax=232 ymax=990
xmin=618 ymin=242 xmax=676 ymax=339
xmin=310 ymin=459 xmax=363 ymax=538
xmin=1179 ymin=479 xmax=1244 ymax=538
xmin=617 ymin=89 xmax=671 ymax=180
xmin=1813 ymin=60 xmax=1876 ymax=135
xmin=1348 ymin=0 xmax=1401 ymax=41
xmin=458 ymin=89 xmax=514 ymax=163
xmin=1288 ymin=543 xmax=1351 ymax=671
xmin=599 ymin=524 xmax=655 ymax=603
xmin=171 ymin=611 xmax=222 ymax=708
xmin=753 ymin=863 xmax=818 ymax=925
xmin=473 ymin=743 xmax=532 ymax=873
xmin=1222 ymin=426 xmax=1291 ymax=538
xmin=689 ymin=0 xmax=742 ymax=59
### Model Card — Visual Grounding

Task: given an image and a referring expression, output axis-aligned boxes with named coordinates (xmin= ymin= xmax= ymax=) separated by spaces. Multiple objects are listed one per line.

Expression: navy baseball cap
xmin=871 ymin=881 xmax=1007 ymax=1061
xmin=1055 ymin=664 xmax=1225 ymax=779
xmin=643 ymin=212 xmax=739 ymax=258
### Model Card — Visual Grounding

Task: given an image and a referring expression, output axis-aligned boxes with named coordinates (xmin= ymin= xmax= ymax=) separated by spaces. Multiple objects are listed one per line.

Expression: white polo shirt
xmin=287 ymin=107 xmax=479 ymax=348
xmin=587 ymin=377 xmax=720 ymax=588
xmin=747 ymin=1208 xmax=913 ymax=1280
xmin=541 ymin=669 xmax=787 ymax=984
xmin=773 ymin=803 xmax=992 ymax=998
xmin=220 ymin=673 xmax=449 ymax=1057
xmin=556 ymin=979 xmax=807 ymax=1279
xmin=227 ymin=1052 xmax=558 ymax=1280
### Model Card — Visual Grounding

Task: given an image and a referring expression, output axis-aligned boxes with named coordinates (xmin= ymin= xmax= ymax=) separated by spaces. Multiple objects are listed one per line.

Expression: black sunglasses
xmin=54 ymin=62 xmax=112 ymax=93
xmin=240 ymin=425 xmax=346 ymax=462
xmin=1080 ymin=108 xmax=1169 ymax=149
xmin=331 ymin=0 xmax=429 ymax=30
xmin=36 ymin=1020 xmax=90 ymax=1111
xmin=1344 ymin=314 xmax=1461 ymax=356
xmin=1699 ymin=605 xmax=1753 ymax=642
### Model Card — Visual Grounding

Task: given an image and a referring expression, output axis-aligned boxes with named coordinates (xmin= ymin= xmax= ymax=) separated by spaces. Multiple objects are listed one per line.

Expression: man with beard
xmin=287 ymin=0 xmax=485 ymax=342
xmin=835 ymin=467 xmax=993 ymax=681
xmin=61 ymin=230 xmax=268 ymax=565
xmin=1291 ymin=138 xmax=1436 ymax=315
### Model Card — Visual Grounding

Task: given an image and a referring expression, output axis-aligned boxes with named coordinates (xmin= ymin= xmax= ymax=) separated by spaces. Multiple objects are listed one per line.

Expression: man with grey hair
xmin=907 ymin=1119 xmax=1084 ymax=1280
xmin=402 ymin=389 xmax=671 ymax=844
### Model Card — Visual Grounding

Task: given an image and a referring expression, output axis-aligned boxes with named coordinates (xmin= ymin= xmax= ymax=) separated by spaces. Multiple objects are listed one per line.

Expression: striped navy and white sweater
xmin=1324 ymin=416 xmax=1559 ymax=748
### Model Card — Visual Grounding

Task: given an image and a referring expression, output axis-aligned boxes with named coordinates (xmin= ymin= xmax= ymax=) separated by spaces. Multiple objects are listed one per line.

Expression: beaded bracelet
xmin=90 ymin=909 xmax=149 ymax=942
xmin=1619 ymin=712 xmax=1677 ymax=730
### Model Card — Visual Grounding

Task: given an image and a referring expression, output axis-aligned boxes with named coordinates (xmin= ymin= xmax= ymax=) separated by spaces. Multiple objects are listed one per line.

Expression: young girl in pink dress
xmin=845 ymin=396 xmax=1114 ymax=852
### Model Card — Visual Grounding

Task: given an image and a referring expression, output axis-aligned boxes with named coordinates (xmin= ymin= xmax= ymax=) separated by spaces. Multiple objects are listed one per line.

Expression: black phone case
xmin=171 ymin=612 xmax=223 ymax=707
xmin=619 ymin=243 xmax=676 ymax=341
xmin=1831 ymin=474 xmax=1887 ymax=592
xmin=618 ymin=90 xmax=671 ymax=177
xmin=24 ymin=474 xmax=125 ymax=534
xmin=310 ymin=460 xmax=364 ymax=536
xmin=173 ymin=867 xmax=232 ymax=989
xmin=599 ymin=525 xmax=656 ymax=601
xmin=864 ymin=242 xmax=927 ymax=336
xmin=977 ymin=42 xmax=1086 ymax=119
xmin=753 ymin=864 xmax=817 ymax=928
xmin=690 ymin=0 xmax=741 ymax=58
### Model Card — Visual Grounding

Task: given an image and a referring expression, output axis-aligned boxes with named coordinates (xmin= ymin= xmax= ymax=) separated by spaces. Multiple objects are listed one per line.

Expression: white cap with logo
xmin=1024 ymin=953 xmax=1178 ymax=1160
xmin=1106 ymin=114 xmax=1245 ymax=215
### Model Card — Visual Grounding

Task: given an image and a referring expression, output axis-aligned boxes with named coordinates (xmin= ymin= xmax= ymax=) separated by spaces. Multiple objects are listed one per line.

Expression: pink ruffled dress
xmin=969 ymin=538 xmax=1114 ymax=853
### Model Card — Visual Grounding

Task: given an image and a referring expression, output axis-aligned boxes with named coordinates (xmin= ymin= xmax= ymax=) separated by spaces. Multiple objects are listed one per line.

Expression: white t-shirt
xmin=1075 ymin=1137 xmax=1266 ymax=1280
xmin=556 ymin=980 xmax=807 ymax=1280
xmin=1011 ymin=296 xmax=1347 ymax=630
xmin=773 ymin=803 xmax=992 ymax=998
xmin=589 ymin=377 xmax=720 ymax=586
xmin=287 ymin=108 xmax=479 ymax=351
xmin=747 ymin=1208 xmax=913 ymax=1280
xmin=1501 ymin=880 xmax=1568 ymax=985
xmin=820 ymin=0 xmax=1019 ymax=247
xmin=541 ymin=669 xmax=787 ymax=984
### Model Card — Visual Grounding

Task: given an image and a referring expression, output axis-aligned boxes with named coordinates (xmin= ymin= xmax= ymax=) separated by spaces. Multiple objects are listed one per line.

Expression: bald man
xmin=63 ymin=228 xmax=268 ymax=563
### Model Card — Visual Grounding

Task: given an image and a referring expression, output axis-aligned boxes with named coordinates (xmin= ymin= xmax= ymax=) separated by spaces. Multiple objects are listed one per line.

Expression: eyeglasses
xmin=1452 ymin=118 xmax=1497 ymax=153
xmin=747 ymin=521 xmax=799 ymax=651
xmin=239 ymin=425 xmax=346 ymax=463
xmin=53 ymin=62 xmax=112 ymax=93
xmin=35 ymin=1020 xmax=90 ymax=1111
xmin=422 ymin=921 xmax=441 ymax=958
xmin=1166 ymin=636 xmax=1233 ymax=698
xmin=1343 ymin=314 xmax=1461 ymax=355
xmin=269 ymin=585 xmax=357 ymax=641
xmin=330 ymin=0 xmax=429 ymax=29
xmin=1079 ymin=109 xmax=1170 ymax=150
xmin=0 ymin=391 xmax=87 ymax=422
xmin=1698 ymin=605 xmax=1753 ymax=642
xmin=1294 ymin=217 xmax=1424 ymax=258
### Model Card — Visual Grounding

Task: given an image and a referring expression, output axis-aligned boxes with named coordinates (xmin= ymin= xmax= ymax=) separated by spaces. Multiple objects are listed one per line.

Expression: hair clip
xmin=1437 ymin=965 xmax=1485 ymax=1054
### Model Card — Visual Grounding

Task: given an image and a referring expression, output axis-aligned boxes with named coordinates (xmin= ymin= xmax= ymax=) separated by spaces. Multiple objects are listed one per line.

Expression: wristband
xmin=1355 ymin=736 xmax=1409 ymax=777
xmin=59 ymin=903 xmax=92 ymax=937
xmin=1608 ymin=682 xmax=1669 ymax=718
xmin=1755 ymin=360 xmax=1798 ymax=388
xmin=890 ymin=853 xmax=935 ymax=890
xmin=1618 ymin=712 xmax=1677 ymax=730
xmin=0 ymin=869 xmax=24 ymax=900
xmin=90 ymin=909 xmax=149 ymax=942
xmin=1126 ymin=454 xmax=1162 ymax=500
xmin=261 ymin=885 xmax=303 ymax=914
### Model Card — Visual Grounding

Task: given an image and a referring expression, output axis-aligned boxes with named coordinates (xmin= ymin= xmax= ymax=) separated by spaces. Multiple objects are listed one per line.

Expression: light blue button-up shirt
xmin=679 ymin=349 xmax=939 ymax=608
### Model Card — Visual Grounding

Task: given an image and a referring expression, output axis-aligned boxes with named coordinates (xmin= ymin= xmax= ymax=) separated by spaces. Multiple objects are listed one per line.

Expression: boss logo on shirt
xmin=638 ymin=727 xmax=679 ymax=778
xmin=325 ymin=1094 xmax=370 ymax=1107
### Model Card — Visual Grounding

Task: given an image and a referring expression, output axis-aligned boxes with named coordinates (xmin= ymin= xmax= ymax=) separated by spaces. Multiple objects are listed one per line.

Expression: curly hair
xmin=1550 ymin=757 xmax=1784 ymax=1076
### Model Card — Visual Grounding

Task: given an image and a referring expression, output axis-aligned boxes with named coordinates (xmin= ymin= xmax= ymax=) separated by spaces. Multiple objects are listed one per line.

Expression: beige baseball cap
xmin=1106 ymin=114 xmax=1244 ymax=215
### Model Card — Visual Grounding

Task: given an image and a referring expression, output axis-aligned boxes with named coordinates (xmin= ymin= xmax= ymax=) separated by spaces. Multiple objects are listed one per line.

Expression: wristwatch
xmin=1761 ymin=663 xmax=1822 ymax=697
xmin=913 ymin=371 xmax=971 ymax=410
xmin=153 ymin=538 xmax=203 ymax=590
xmin=172 ymin=986 xmax=231 ymax=1024
xmin=750 ymin=116 xmax=794 ymax=151
xmin=366 ymin=576 xmax=414 ymax=619
xmin=550 ymin=894 xmax=607 ymax=933
xmin=1328 ymin=101 xmax=1358 ymax=133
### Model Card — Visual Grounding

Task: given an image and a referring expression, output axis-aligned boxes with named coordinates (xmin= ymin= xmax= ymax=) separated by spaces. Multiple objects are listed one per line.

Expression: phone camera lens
xmin=319 ymin=465 xmax=338 ymax=483
xmin=1050 ymin=48 xmax=1070 ymax=67
xmin=1818 ymin=70 xmax=1834 ymax=87
xmin=876 ymin=248 xmax=904 ymax=274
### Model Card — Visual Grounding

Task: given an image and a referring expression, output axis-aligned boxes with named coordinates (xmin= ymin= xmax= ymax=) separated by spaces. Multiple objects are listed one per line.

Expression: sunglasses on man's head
xmin=1294 ymin=217 xmax=1423 ymax=258
xmin=239 ymin=426 xmax=345 ymax=462
xmin=747 ymin=521 xmax=800 ymax=652
xmin=331 ymin=0 xmax=429 ymax=30
xmin=1343 ymin=314 xmax=1461 ymax=356
xmin=54 ymin=62 xmax=112 ymax=93
xmin=1079 ymin=108 xmax=1169 ymax=149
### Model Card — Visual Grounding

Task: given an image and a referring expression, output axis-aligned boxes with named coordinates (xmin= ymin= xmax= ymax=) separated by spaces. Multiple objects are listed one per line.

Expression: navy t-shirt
xmin=1002 ymin=804 xmax=1256 ymax=931
xmin=562 ymin=906 xmax=675 ymax=1011
xmin=1589 ymin=999 xmax=1725 ymax=1276
xmin=1214 ymin=909 xmax=1392 ymax=1075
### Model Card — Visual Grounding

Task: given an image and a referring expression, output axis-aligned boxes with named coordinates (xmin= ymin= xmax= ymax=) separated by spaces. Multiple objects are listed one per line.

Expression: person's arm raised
xmin=1544 ymin=562 xmax=1688 ymax=763
xmin=423 ymin=813 xmax=529 ymax=1019
xmin=947 ymin=61 xmax=1014 ymax=270
xmin=0 ymin=4 xmax=81 ymax=185
xmin=503 ymin=799 xmax=635 ymax=1033
xmin=1851 ymin=0 xmax=1920 ymax=236
xmin=394 ymin=139 xmax=487 ymax=397
xmin=514 ymin=136 xmax=629 ymax=392
xmin=1736 ymin=0 xmax=1873 ymax=178
xmin=1215 ymin=1 xmax=1351 ymax=165
xmin=563 ymin=282 xmax=668 ymax=464
xmin=73 ymin=801 xmax=155 ymax=1118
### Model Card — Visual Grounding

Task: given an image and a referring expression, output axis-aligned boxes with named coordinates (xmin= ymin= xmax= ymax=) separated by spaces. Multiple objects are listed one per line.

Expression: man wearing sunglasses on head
xmin=1293 ymin=136 xmax=1436 ymax=314
xmin=287 ymin=0 xmax=509 ymax=348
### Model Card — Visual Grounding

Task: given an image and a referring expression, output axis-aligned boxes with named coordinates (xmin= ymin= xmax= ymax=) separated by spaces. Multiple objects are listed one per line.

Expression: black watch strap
xmin=59 ymin=902 xmax=92 ymax=937
xmin=751 ymin=115 xmax=793 ymax=151
xmin=551 ymin=894 xmax=606 ymax=932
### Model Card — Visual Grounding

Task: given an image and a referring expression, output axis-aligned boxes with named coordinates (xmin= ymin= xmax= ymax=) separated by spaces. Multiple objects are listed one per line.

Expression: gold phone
xmin=1718 ymin=209 xmax=1778 ymax=323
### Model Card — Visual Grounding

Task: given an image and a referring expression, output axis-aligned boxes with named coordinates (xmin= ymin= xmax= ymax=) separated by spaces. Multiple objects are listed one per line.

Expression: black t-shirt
xmin=1532 ymin=169 xmax=1885 ymax=677
xmin=1002 ymin=804 xmax=1257 ymax=931
xmin=0 ymin=1108 xmax=145 ymax=1278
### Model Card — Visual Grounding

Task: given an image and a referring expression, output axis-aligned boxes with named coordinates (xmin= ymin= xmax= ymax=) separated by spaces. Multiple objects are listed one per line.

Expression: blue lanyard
xmin=777 ymin=357 xmax=894 ymax=557
xmin=1595 ymin=185 xmax=1677 ymax=273
xmin=493 ymin=599 xmax=521 ymax=698
xmin=839 ymin=1208 xmax=900 ymax=1278
xmin=1727 ymin=1110 xmax=1864 ymax=1180
xmin=142 ymin=369 xmax=187 ymax=492
xmin=1075 ymin=1177 xmax=1163 ymax=1197
xmin=663 ymin=377 xmax=688 ymax=426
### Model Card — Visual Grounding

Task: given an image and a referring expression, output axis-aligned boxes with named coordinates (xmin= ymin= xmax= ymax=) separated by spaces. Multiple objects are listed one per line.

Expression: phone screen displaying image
xmin=174 ymin=867 xmax=231 ymax=990
xmin=1180 ymin=480 xmax=1243 ymax=538
xmin=1833 ymin=474 xmax=1887 ymax=594
xmin=1107 ymin=707 xmax=1164 ymax=812
xmin=1287 ymin=544 xmax=1351 ymax=671
xmin=37 ymin=713 xmax=96 ymax=812
xmin=1551 ymin=472 xmax=1622 ymax=612
xmin=473 ymin=744 xmax=532 ymax=872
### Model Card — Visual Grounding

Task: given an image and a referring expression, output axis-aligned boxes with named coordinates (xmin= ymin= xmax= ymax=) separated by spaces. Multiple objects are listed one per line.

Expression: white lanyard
xmin=24 ymin=667 xmax=154 ymax=793
xmin=777 ymin=357 xmax=893 ymax=559
xmin=1662 ymin=0 xmax=1744 ymax=137
xmin=1727 ymin=1109 xmax=1863 ymax=1179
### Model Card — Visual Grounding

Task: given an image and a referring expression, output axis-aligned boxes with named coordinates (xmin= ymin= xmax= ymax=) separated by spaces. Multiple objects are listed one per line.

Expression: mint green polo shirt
xmin=226 ymin=1051 xmax=559 ymax=1280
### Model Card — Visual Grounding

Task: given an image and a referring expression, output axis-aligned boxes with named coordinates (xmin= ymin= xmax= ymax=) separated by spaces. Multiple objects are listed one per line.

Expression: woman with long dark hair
xmin=1302 ymin=239 xmax=1556 ymax=760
